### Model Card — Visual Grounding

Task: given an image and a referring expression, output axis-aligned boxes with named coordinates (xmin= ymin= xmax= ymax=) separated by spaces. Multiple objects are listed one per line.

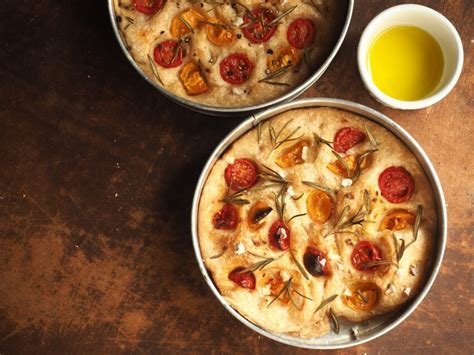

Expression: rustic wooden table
xmin=0 ymin=0 xmax=472 ymax=353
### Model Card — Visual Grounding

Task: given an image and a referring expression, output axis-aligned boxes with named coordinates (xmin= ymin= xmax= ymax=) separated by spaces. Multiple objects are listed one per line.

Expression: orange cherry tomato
xmin=179 ymin=61 xmax=209 ymax=95
xmin=327 ymin=154 xmax=367 ymax=177
xmin=306 ymin=189 xmax=333 ymax=224
xmin=205 ymin=18 xmax=234 ymax=46
xmin=247 ymin=201 xmax=273 ymax=230
xmin=275 ymin=139 xmax=309 ymax=168
xmin=379 ymin=209 xmax=416 ymax=231
xmin=343 ymin=282 xmax=380 ymax=311
xmin=267 ymin=47 xmax=300 ymax=72
xmin=170 ymin=8 xmax=206 ymax=38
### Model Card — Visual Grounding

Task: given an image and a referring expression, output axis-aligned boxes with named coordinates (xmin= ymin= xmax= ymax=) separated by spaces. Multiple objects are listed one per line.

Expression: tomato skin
xmin=153 ymin=40 xmax=183 ymax=68
xmin=378 ymin=166 xmax=415 ymax=203
xmin=343 ymin=282 xmax=380 ymax=311
xmin=303 ymin=247 xmax=330 ymax=276
xmin=206 ymin=18 xmax=235 ymax=46
xmin=287 ymin=18 xmax=316 ymax=49
xmin=133 ymin=0 xmax=164 ymax=15
xmin=224 ymin=158 xmax=258 ymax=190
xmin=212 ymin=204 xmax=238 ymax=230
xmin=333 ymin=127 xmax=366 ymax=153
xmin=268 ymin=220 xmax=291 ymax=250
xmin=242 ymin=7 xmax=277 ymax=44
xmin=228 ymin=267 xmax=256 ymax=289
xmin=220 ymin=53 xmax=254 ymax=85
xmin=351 ymin=241 xmax=382 ymax=271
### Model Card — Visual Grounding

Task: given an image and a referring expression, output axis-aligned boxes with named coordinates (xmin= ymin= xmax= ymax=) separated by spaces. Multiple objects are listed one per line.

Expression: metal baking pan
xmin=191 ymin=98 xmax=447 ymax=349
xmin=108 ymin=1 xmax=353 ymax=116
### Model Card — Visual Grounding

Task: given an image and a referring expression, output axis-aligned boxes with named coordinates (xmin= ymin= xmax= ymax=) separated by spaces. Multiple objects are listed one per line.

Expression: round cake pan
xmin=108 ymin=1 xmax=353 ymax=116
xmin=191 ymin=98 xmax=447 ymax=349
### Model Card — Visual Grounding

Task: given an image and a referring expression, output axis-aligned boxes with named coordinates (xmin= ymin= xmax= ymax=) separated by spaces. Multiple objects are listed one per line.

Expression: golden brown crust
xmin=113 ymin=0 xmax=346 ymax=107
xmin=197 ymin=107 xmax=437 ymax=337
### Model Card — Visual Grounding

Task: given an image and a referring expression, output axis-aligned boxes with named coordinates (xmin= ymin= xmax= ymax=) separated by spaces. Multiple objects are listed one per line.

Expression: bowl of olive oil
xmin=358 ymin=4 xmax=463 ymax=110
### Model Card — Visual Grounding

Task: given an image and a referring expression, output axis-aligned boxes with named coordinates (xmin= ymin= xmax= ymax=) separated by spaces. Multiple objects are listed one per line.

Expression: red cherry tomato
xmin=212 ymin=204 xmax=238 ymax=230
xmin=242 ymin=7 xmax=277 ymax=44
xmin=268 ymin=220 xmax=290 ymax=250
xmin=224 ymin=158 xmax=258 ymax=190
xmin=220 ymin=53 xmax=254 ymax=85
xmin=303 ymin=247 xmax=329 ymax=276
xmin=153 ymin=40 xmax=183 ymax=68
xmin=351 ymin=241 xmax=382 ymax=272
xmin=287 ymin=18 xmax=316 ymax=49
xmin=228 ymin=267 xmax=256 ymax=289
xmin=378 ymin=166 xmax=415 ymax=203
xmin=333 ymin=127 xmax=366 ymax=153
xmin=133 ymin=0 xmax=164 ymax=15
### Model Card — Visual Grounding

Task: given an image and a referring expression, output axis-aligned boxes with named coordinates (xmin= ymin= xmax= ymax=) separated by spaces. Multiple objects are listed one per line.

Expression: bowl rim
xmin=108 ymin=0 xmax=354 ymax=116
xmin=191 ymin=97 xmax=447 ymax=349
xmin=357 ymin=4 xmax=464 ymax=110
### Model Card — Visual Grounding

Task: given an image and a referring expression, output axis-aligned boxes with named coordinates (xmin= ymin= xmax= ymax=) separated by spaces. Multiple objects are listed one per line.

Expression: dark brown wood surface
xmin=0 ymin=0 xmax=472 ymax=353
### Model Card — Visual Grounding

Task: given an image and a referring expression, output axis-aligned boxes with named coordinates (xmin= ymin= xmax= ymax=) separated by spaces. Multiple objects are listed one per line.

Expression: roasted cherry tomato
xmin=303 ymin=247 xmax=329 ymax=277
xmin=378 ymin=166 xmax=415 ymax=203
xmin=287 ymin=18 xmax=316 ymax=49
xmin=133 ymin=0 xmax=164 ymax=15
xmin=153 ymin=40 xmax=183 ymax=68
xmin=179 ymin=61 xmax=209 ymax=95
xmin=267 ymin=47 xmax=300 ymax=73
xmin=306 ymin=189 xmax=333 ymax=224
xmin=343 ymin=282 xmax=380 ymax=311
xmin=379 ymin=209 xmax=416 ymax=231
xmin=351 ymin=241 xmax=382 ymax=272
xmin=228 ymin=267 xmax=256 ymax=290
xmin=275 ymin=139 xmax=309 ymax=168
xmin=170 ymin=8 xmax=206 ymax=38
xmin=212 ymin=204 xmax=238 ymax=230
xmin=268 ymin=220 xmax=290 ymax=250
xmin=333 ymin=127 xmax=366 ymax=153
xmin=247 ymin=201 xmax=273 ymax=230
xmin=206 ymin=17 xmax=235 ymax=46
xmin=220 ymin=53 xmax=254 ymax=85
xmin=326 ymin=154 xmax=367 ymax=177
xmin=224 ymin=158 xmax=258 ymax=190
xmin=242 ymin=7 xmax=277 ymax=44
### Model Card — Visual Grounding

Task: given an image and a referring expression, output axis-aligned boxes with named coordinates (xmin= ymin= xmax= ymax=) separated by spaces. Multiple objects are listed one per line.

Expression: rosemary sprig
xmin=287 ymin=213 xmax=307 ymax=223
xmin=125 ymin=16 xmax=134 ymax=24
xmin=147 ymin=55 xmax=164 ymax=85
xmin=179 ymin=16 xmax=194 ymax=33
xmin=351 ymin=149 xmax=378 ymax=182
xmin=210 ymin=246 xmax=227 ymax=259
xmin=356 ymin=289 xmax=369 ymax=303
xmin=199 ymin=20 xmax=233 ymax=29
xmin=260 ymin=80 xmax=290 ymax=87
xmin=259 ymin=64 xmax=293 ymax=83
xmin=412 ymin=204 xmax=423 ymax=242
xmin=259 ymin=164 xmax=289 ymax=186
xmin=267 ymin=278 xmax=292 ymax=307
xmin=257 ymin=121 xmax=263 ymax=144
xmin=325 ymin=203 xmax=369 ymax=238
xmin=222 ymin=189 xmax=250 ymax=205
xmin=239 ymin=256 xmax=277 ymax=274
xmin=364 ymin=189 xmax=371 ymax=213
xmin=365 ymin=125 xmax=378 ymax=148
xmin=292 ymin=193 xmax=304 ymax=201
xmin=314 ymin=294 xmax=338 ymax=313
xmin=273 ymin=190 xmax=286 ymax=221
xmin=313 ymin=132 xmax=333 ymax=149
xmin=290 ymin=251 xmax=309 ymax=280
xmin=362 ymin=260 xmax=398 ymax=269
xmin=393 ymin=205 xmax=423 ymax=262
xmin=266 ymin=5 xmax=297 ymax=27
xmin=329 ymin=308 xmax=339 ymax=334
xmin=292 ymin=287 xmax=313 ymax=301
xmin=302 ymin=181 xmax=336 ymax=195
xmin=266 ymin=119 xmax=302 ymax=154
xmin=332 ymin=150 xmax=351 ymax=177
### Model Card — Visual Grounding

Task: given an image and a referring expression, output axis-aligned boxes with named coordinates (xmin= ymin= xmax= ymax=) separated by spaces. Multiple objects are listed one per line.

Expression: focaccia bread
xmin=113 ymin=0 xmax=346 ymax=107
xmin=197 ymin=107 xmax=437 ymax=338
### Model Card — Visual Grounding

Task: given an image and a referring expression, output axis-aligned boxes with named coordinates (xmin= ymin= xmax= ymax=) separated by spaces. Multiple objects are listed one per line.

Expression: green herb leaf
xmin=314 ymin=294 xmax=338 ymax=313
xmin=290 ymin=251 xmax=309 ymax=280
xmin=329 ymin=308 xmax=340 ymax=334
xmin=302 ymin=181 xmax=336 ymax=195
xmin=364 ymin=189 xmax=371 ymax=213
xmin=222 ymin=189 xmax=250 ymax=205
xmin=178 ymin=15 xmax=194 ymax=33
xmin=356 ymin=289 xmax=369 ymax=303
xmin=267 ymin=278 xmax=292 ymax=307
xmin=287 ymin=213 xmax=307 ymax=223
xmin=210 ymin=246 xmax=227 ymax=259
xmin=364 ymin=125 xmax=378 ymax=147
xmin=413 ymin=205 xmax=423 ymax=241
xmin=147 ymin=55 xmax=164 ymax=86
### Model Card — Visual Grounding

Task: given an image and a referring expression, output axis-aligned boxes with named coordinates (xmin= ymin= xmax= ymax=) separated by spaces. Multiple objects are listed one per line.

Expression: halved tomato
xmin=306 ymin=189 xmax=333 ymax=224
xmin=287 ymin=18 xmax=316 ymax=49
xmin=275 ymin=139 xmax=309 ymax=168
xmin=153 ymin=40 xmax=183 ymax=68
xmin=241 ymin=7 xmax=277 ymax=44
xmin=228 ymin=267 xmax=256 ymax=290
xmin=179 ymin=61 xmax=209 ymax=95
xmin=327 ymin=154 xmax=367 ymax=177
xmin=303 ymin=247 xmax=329 ymax=277
xmin=206 ymin=18 xmax=235 ymax=46
xmin=212 ymin=204 xmax=238 ymax=230
xmin=133 ymin=0 xmax=164 ymax=15
xmin=224 ymin=158 xmax=258 ymax=190
xmin=343 ymin=282 xmax=380 ymax=311
xmin=247 ymin=201 xmax=273 ymax=230
xmin=333 ymin=127 xmax=366 ymax=153
xmin=379 ymin=209 xmax=416 ymax=231
xmin=220 ymin=53 xmax=254 ymax=85
xmin=267 ymin=47 xmax=300 ymax=73
xmin=170 ymin=8 xmax=206 ymax=38
xmin=268 ymin=220 xmax=290 ymax=250
xmin=351 ymin=241 xmax=382 ymax=272
xmin=378 ymin=166 xmax=415 ymax=203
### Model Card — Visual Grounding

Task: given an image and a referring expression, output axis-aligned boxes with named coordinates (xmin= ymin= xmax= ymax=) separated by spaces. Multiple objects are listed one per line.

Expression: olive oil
xmin=368 ymin=26 xmax=444 ymax=101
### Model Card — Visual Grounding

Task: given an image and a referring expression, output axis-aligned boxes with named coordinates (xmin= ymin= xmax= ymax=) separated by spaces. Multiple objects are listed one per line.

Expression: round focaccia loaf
xmin=198 ymin=107 xmax=436 ymax=338
xmin=113 ymin=0 xmax=346 ymax=107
